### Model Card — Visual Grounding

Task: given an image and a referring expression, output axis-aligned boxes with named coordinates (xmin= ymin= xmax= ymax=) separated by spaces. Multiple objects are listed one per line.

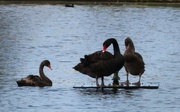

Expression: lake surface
xmin=0 ymin=4 xmax=180 ymax=112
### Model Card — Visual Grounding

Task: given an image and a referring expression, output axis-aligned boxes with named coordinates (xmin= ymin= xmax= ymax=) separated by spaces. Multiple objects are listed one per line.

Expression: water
xmin=0 ymin=4 xmax=180 ymax=112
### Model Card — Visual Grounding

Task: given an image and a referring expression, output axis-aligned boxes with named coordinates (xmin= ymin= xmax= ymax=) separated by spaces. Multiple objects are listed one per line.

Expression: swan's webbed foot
xmin=132 ymin=81 xmax=140 ymax=86
xmin=100 ymin=79 xmax=105 ymax=92
xmin=100 ymin=77 xmax=105 ymax=87
xmin=132 ymin=75 xmax=141 ymax=86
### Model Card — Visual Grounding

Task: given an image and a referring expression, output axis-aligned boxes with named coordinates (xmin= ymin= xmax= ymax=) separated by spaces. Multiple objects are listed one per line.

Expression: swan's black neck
xmin=112 ymin=40 xmax=121 ymax=56
xmin=108 ymin=38 xmax=120 ymax=56
xmin=104 ymin=38 xmax=121 ymax=56
xmin=39 ymin=63 xmax=52 ymax=85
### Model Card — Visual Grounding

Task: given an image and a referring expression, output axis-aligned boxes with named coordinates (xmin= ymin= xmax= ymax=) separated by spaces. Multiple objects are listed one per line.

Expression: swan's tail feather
xmin=16 ymin=80 xmax=35 ymax=86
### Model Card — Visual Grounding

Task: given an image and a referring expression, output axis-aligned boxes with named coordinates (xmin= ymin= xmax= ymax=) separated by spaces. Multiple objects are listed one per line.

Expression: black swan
xmin=73 ymin=38 xmax=124 ymax=87
xmin=124 ymin=37 xmax=145 ymax=85
xmin=16 ymin=60 xmax=52 ymax=87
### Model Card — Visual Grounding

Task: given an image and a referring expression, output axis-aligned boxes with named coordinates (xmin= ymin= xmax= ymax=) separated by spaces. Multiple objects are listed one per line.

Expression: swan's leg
xmin=133 ymin=74 xmax=141 ymax=86
xmin=126 ymin=72 xmax=130 ymax=86
xmin=124 ymin=66 xmax=129 ymax=85
xmin=101 ymin=76 xmax=105 ymax=87
xmin=137 ymin=74 xmax=141 ymax=85
xmin=96 ymin=76 xmax=99 ymax=87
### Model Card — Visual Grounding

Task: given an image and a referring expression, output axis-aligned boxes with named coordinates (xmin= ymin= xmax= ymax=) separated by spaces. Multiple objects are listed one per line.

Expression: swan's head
xmin=102 ymin=38 xmax=116 ymax=53
xmin=125 ymin=37 xmax=132 ymax=50
xmin=125 ymin=37 xmax=135 ymax=52
xmin=43 ymin=60 xmax=52 ymax=70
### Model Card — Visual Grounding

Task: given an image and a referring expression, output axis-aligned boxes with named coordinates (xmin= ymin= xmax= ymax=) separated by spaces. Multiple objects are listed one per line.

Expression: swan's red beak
xmin=48 ymin=65 xmax=52 ymax=70
xmin=102 ymin=45 xmax=107 ymax=53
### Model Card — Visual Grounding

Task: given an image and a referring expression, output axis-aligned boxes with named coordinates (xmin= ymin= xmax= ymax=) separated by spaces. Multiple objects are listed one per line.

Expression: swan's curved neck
xmin=112 ymin=39 xmax=120 ymax=56
xmin=127 ymin=41 xmax=135 ymax=53
xmin=39 ymin=63 xmax=52 ymax=85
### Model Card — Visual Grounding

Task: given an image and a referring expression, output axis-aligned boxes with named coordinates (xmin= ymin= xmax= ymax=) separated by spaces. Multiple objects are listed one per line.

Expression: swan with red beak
xmin=73 ymin=38 xmax=124 ymax=87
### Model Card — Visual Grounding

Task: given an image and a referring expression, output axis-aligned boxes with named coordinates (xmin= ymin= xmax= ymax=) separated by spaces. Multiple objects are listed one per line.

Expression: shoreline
xmin=0 ymin=1 xmax=180 ymax=7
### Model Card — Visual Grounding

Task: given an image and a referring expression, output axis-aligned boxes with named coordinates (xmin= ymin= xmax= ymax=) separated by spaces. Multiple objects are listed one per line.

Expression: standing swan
xmin=124 ymin=37 xmax=145 ymax=86
xmin=73 ymin=38 xmax=124 ymax=87
xmin=16 ymin=60 xmax=52 ymax=87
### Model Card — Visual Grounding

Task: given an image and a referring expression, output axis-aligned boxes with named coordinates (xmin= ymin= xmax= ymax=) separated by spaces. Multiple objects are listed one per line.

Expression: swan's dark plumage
xmin=73 ymin=38 xmax=124 ymax=86
xmin=74 ymin=51 xmax=115 ymax=78
xmin=16 ymin=60 xmax=52 ymax=87
xmin=124 ymin=37 xmax=145 ymax=85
